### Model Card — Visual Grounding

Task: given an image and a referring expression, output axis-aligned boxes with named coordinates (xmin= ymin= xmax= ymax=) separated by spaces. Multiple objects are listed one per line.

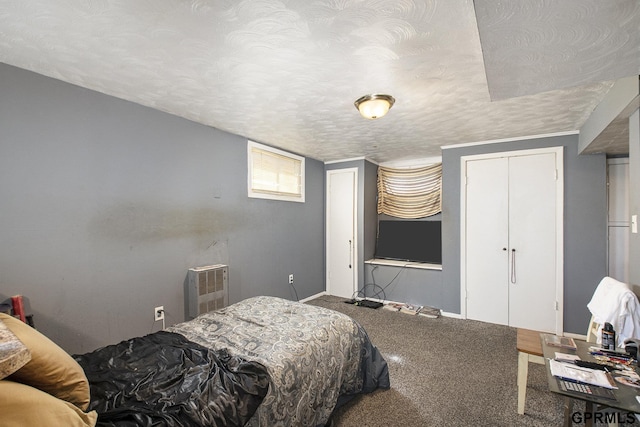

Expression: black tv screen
xmin=375 ymin=220 xmax=442 ymax=264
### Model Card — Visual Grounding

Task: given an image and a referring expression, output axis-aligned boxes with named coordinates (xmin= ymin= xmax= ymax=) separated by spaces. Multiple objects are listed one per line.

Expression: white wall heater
xmin=187 ymin=264 xmax=228 ymax=319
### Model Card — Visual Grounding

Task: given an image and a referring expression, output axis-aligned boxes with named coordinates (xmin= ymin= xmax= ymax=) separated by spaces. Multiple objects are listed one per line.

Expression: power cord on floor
xmin=351 ymin=283 xmax=386 ymax=302
xmin=289 ymin=282 xmax=300 ymax=302
xmin=352 ymin=264 xmax=407 ymax=302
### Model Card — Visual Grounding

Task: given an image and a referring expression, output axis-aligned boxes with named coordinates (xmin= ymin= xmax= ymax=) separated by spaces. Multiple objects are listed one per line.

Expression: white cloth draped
xmin=377 ymin=163 xmax=442 ymax=219
xmin=587 ymin=276 xmax=640 ymax=348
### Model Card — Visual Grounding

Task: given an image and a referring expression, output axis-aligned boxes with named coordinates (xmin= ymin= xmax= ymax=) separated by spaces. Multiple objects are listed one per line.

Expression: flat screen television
xmin=375 ymin=220 xmax=442 ymax=264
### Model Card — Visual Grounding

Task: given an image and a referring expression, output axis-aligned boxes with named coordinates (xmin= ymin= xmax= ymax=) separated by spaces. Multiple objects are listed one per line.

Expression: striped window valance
xmin=377 ymin=163 xmax=442 ymax=218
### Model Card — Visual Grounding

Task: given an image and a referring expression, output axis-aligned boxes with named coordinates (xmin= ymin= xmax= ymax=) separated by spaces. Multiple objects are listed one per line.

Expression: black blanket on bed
xmin=74 ymin=331 xmax=270 ymax=427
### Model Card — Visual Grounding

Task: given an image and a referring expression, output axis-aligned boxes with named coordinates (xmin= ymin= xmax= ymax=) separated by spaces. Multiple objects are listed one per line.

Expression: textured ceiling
xmin=475 ymin=0 xmax=640 ymax=101
xmin=0 ymin=0 xmax=638 ymax=163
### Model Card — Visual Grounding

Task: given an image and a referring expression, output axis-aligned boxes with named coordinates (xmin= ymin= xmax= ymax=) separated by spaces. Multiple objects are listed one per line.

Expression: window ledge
xmin=365 ymin=258 xmax=442 ymax=271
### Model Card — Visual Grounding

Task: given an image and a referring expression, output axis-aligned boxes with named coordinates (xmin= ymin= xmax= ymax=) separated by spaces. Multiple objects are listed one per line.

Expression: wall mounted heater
xmin=187 ymin=264 xmax=228 ymax=319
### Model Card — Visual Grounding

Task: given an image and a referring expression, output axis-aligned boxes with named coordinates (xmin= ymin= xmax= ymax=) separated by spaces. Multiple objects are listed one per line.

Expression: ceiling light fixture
xmin=354 ymin=94 xmax=395 ymax=119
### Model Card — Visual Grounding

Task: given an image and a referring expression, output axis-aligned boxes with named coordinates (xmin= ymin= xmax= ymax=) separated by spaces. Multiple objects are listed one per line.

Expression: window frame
xmin=247 ymin=140 xmax=305 ymax=203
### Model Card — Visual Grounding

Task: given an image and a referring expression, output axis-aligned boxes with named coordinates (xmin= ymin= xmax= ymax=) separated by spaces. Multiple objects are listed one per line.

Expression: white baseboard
xmin=441 ymin=311 xmax=464 ymax=319
xmin=311 ymin=293 xmax=587 ymax=336
xmin=299 ymin=291 xmax=327 ymax=303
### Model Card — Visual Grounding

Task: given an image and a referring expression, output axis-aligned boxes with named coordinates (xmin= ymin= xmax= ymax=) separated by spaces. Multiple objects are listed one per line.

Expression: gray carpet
xmin=306 ymin=296 xmax=591 ymax=427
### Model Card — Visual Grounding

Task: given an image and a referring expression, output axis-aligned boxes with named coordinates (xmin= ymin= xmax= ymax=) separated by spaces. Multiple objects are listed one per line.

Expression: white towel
xmin=587 ymin=276 xmax=640 ymax=348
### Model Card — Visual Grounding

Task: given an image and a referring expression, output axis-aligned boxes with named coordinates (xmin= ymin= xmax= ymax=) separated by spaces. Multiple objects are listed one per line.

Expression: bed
xmin=1 ymin=296 xmax=389 ymax=427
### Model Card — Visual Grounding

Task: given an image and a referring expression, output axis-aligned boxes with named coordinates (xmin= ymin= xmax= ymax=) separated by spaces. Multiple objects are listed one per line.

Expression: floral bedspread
xmin=167 ymin=296 xmax=389 ymax=426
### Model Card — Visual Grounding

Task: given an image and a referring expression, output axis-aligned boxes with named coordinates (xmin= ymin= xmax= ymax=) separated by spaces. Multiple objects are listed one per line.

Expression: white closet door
xmin=463 ymin=147 xmax=562 ymax=333
xmin=465 ymin=157 xmax=510 ymax=325
xmin=507 ymin=152 xmax=558 ymax=332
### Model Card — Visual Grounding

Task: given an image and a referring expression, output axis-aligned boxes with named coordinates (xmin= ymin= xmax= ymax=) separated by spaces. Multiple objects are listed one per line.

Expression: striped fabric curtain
xmin=377 ymin=163 xmax=442 ymax=218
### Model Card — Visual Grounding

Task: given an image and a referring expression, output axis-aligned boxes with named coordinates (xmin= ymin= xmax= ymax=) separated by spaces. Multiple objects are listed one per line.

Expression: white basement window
xmin=248 ymin=141 xmax=305 ymax=203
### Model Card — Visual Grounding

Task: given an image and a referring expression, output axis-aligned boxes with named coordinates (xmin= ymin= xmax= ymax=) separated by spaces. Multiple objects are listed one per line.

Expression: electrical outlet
xmin=288 ymin=274 xmax=294 ymax=284
xmin=154 ymin=306 xmax=164 ymax=321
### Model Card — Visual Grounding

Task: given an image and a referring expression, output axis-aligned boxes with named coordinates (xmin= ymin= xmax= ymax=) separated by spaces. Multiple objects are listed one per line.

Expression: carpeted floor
xmin=306 ymin=295 xmax=593 ymax=427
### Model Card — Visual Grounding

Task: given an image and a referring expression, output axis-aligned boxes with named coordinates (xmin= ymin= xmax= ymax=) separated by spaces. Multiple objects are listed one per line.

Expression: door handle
xmin=510 ymin=248 xmax=516 ymax=284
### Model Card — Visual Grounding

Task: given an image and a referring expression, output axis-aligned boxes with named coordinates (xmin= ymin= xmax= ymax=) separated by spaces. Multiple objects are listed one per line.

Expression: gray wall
xmin=363 ymin=160 xmax=378 ymax=263
xmin=442 ymin=134 xmax=608 ymax=334
xmin=0 ymin=63 xmax=325 ymax=354
xmin=630 ymin=109 xmax=640 ymax=284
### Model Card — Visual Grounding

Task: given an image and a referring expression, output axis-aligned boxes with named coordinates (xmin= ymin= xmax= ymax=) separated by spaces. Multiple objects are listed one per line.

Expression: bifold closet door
xmin=465 ymin=151 xmax=559 ymax=332
xmin=507 ymin=153 xmax=558 ymax=332
xmin=465 ymin=157 xmax=510 ymax=325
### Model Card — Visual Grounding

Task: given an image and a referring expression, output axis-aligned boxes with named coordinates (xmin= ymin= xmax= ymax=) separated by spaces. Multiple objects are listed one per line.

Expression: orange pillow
xmin=0 ymin=313 xmax=91 ymax=410
xmin=0 ymin=380 xmax=97 ymax=427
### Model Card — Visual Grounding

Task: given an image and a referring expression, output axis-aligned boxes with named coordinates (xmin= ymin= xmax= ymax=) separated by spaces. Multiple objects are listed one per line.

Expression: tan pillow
xmin=0 ymin=380 xmax=97 ymax=427
xmin=0 ymin=313 xmax=91 ymax=410
xmin=0 ymin=320 xmax=31 ymax=380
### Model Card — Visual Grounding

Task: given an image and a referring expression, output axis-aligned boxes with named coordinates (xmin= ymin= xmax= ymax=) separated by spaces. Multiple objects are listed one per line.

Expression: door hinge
xmin=555 ymin=301 xmax=559 ymax=310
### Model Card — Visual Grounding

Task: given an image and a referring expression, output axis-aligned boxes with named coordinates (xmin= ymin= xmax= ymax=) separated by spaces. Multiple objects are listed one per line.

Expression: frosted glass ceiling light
xmin=354 ymin=94 xmax=395 ymax=119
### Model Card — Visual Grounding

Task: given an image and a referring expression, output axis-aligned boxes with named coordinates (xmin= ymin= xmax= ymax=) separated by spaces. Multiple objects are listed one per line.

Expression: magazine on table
xmin=549 ymin=359 xmax=617 ymax=389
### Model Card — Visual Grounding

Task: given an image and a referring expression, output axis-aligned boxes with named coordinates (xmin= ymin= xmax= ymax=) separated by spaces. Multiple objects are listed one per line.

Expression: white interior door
xmin=326 ymin=168 xmax=357 ymax=299
xmin=507 ymin=152 xmax=558 ymax=332
xmin=465 ymin=157 xmax=510 ymax=325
